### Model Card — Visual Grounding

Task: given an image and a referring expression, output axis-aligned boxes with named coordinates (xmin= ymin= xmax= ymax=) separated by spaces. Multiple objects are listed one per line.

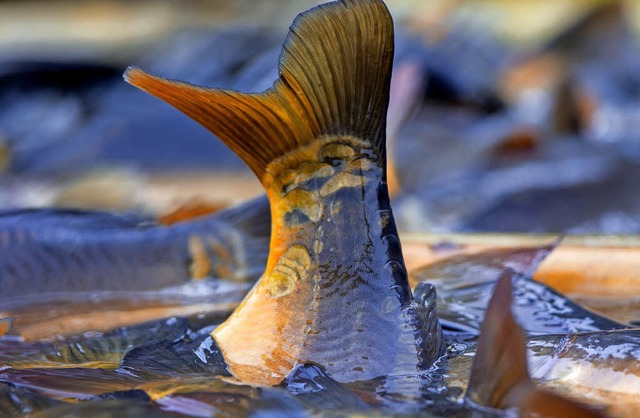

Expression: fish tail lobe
xmin=124 ymin=0 xmax=393 ymax=182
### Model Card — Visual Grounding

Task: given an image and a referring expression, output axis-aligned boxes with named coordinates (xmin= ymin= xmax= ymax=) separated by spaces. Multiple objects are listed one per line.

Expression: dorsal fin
xmin=124 ymin=0 xmax=393 ymax=181
xmin=467 ymin=271 xmax=606 ymax=418
xmin=467 ymin=270 xmax=529 ymax=407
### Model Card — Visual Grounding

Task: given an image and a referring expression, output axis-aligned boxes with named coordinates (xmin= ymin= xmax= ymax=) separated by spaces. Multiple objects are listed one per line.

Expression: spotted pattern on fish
xmin=266 ymin=137 xmax=376 ymax=228
xmin=268 ymin=245 xmax=312 ymax=297
xmin=188 ymin=235 xmax=211 ymax=279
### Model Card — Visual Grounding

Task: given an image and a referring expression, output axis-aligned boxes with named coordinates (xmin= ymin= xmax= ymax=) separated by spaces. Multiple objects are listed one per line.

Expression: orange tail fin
xmin=124 ymin=0 xmax=393 ymax=184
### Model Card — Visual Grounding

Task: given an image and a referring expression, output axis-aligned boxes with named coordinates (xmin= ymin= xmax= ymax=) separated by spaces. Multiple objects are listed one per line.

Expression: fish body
xmin=528 ymin=329 xmax=640 ymax=415
xmin=465 ymin=271 xmax=607 ymax=418
xmin=212 ymin=137 xmax=443 ymax=385
xmin=0 ymin=196 xmax=269 ymax=298
xmin=126 ymin=0 xmax=444 ymax=385
xmin=409 ymin=245 xmax=628 ymax=336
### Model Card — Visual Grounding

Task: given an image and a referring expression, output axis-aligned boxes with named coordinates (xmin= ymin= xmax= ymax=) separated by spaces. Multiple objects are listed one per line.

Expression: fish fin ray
xmin=124 ymin=0 xmax=393 ymax=179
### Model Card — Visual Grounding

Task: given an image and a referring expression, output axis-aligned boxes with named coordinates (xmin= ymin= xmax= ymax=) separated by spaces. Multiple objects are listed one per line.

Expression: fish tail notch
xmin=123 ymin=67 xmax=313 ymax=181
xmin=467 ymin=270 xmax=606 ymax=418
xmin=124 ymin=0 xmax=393 ymax=183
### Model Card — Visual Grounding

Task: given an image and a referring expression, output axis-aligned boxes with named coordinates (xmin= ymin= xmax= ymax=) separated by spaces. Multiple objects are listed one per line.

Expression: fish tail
xmin=124 ymin=0 xmax=393 ymax=184
xmin=467 ymin=271 xmax=606 ymax=417
xmin=467 ymin=270 xmax=529 ymax=407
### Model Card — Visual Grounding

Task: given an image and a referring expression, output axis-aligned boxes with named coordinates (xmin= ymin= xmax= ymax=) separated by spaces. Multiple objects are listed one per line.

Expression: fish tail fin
xmin=124 ymin=0 xmax=393 ymax=182
xmin=467 ymin=270 xmax=529 ymax=407
xmin=467 ymin=271 xmax=606 ymax=418
xmin=519 ymin=389 xmax=606 ymax=418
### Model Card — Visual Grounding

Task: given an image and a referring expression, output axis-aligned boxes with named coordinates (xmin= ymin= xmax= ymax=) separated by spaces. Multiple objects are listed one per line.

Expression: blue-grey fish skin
xmin=0 ymin=196 xmax=269 ymax=299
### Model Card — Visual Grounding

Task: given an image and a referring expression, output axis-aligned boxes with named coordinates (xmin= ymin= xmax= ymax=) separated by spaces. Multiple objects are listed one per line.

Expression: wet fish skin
xmin=466 ymin=271 xmax=607 ymax=418
xmin=27 ymin=399 xmax=175 ymax=418
xmin=126 ymin=0 xmax=444 ymax=386
xmin=0 ymin=317 xmax=190 ymax=370
xmin=119 ymin=333 xmax=229 ymax=379
xmin=0 ymin=195 xmax=270 ymax=298
xmin=282 ymin=363 xmax=370 ymax=411
xmin=528 ymin=329 xmax=640 ymax=416
xmin=0 ymin=382 xmax=63 ymax=417
xmin=410 ymin=243 xmax=627 ymax=336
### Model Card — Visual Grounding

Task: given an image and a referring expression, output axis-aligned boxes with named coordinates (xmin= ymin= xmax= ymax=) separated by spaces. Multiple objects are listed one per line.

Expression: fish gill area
xmin=1 ymin=0 xmax=640 ymax=417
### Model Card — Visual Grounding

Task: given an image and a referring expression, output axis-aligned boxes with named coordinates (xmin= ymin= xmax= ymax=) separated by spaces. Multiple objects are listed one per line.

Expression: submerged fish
xmin=0 ymin=195 xmax=269 ymax=298
xmin=466 ymin=272 xmax=606 ymax=417
xmin=126 ymin=0 xmax=444 ymax=385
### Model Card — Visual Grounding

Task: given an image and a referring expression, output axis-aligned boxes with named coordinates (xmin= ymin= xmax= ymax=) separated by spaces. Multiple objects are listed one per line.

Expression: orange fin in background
xmin=467 ymin=270 xmax=606 ymax=418
xmin=0 ymin=139 xmax=10 ymax=174
xmin=157 ymin=200 xmax=225 ymax=226
xmin=0 ymin=317 xmax=12 ymax=337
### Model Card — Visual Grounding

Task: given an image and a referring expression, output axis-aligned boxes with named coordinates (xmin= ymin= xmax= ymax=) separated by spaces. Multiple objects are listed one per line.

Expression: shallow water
xmin=1 ymin=242 xmax=637 ymax=417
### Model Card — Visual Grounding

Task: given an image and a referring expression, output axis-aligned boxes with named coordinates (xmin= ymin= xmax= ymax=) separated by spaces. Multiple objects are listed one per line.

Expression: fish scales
xmin=0 ymin=197 xmax=269 ymax=298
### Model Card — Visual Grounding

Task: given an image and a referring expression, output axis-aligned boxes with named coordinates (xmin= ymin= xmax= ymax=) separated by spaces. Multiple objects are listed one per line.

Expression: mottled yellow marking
xmin=346 ymin=158 xmax=376 ymax=173
xmin=313 ymin=239 xmax=324 ymax=255
xmin=273 ymin=169 xmax=297 ymax=192
xmin=0 ymin=318 xmax=11 ymax=337
xmin=320 ymin=171 xmax=366 ymax=197
xmin=379 ymin=210 xmax=390 ymax=230
xmin=285 ymin=244 xmax=312 ymax=268
xmin=330 ymin=199 xmax=343 ymax=217
xmin=312 ymin=273 xmax=321 ymax=293
xmin=319 ymin=142 xmax=356 ymax=161
xmin=188 ymin=235 xmax=211 ymax=279
xmin=293 ymin=162 xmax=335 ymax=185
xmin=263 ymin=136 xmax=373 ymax=194
xmin=268 ymin=271 xmax=296 ymax=297
xmin=208 ymin=237 xmax=234 ymax=279
xmin=0 ymin=140 xmax=10 ymax=174
xmin=267 ymin=245 xmax=312 ymax=297
xmin=276 ymin=188 xmax=321 ymax=223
